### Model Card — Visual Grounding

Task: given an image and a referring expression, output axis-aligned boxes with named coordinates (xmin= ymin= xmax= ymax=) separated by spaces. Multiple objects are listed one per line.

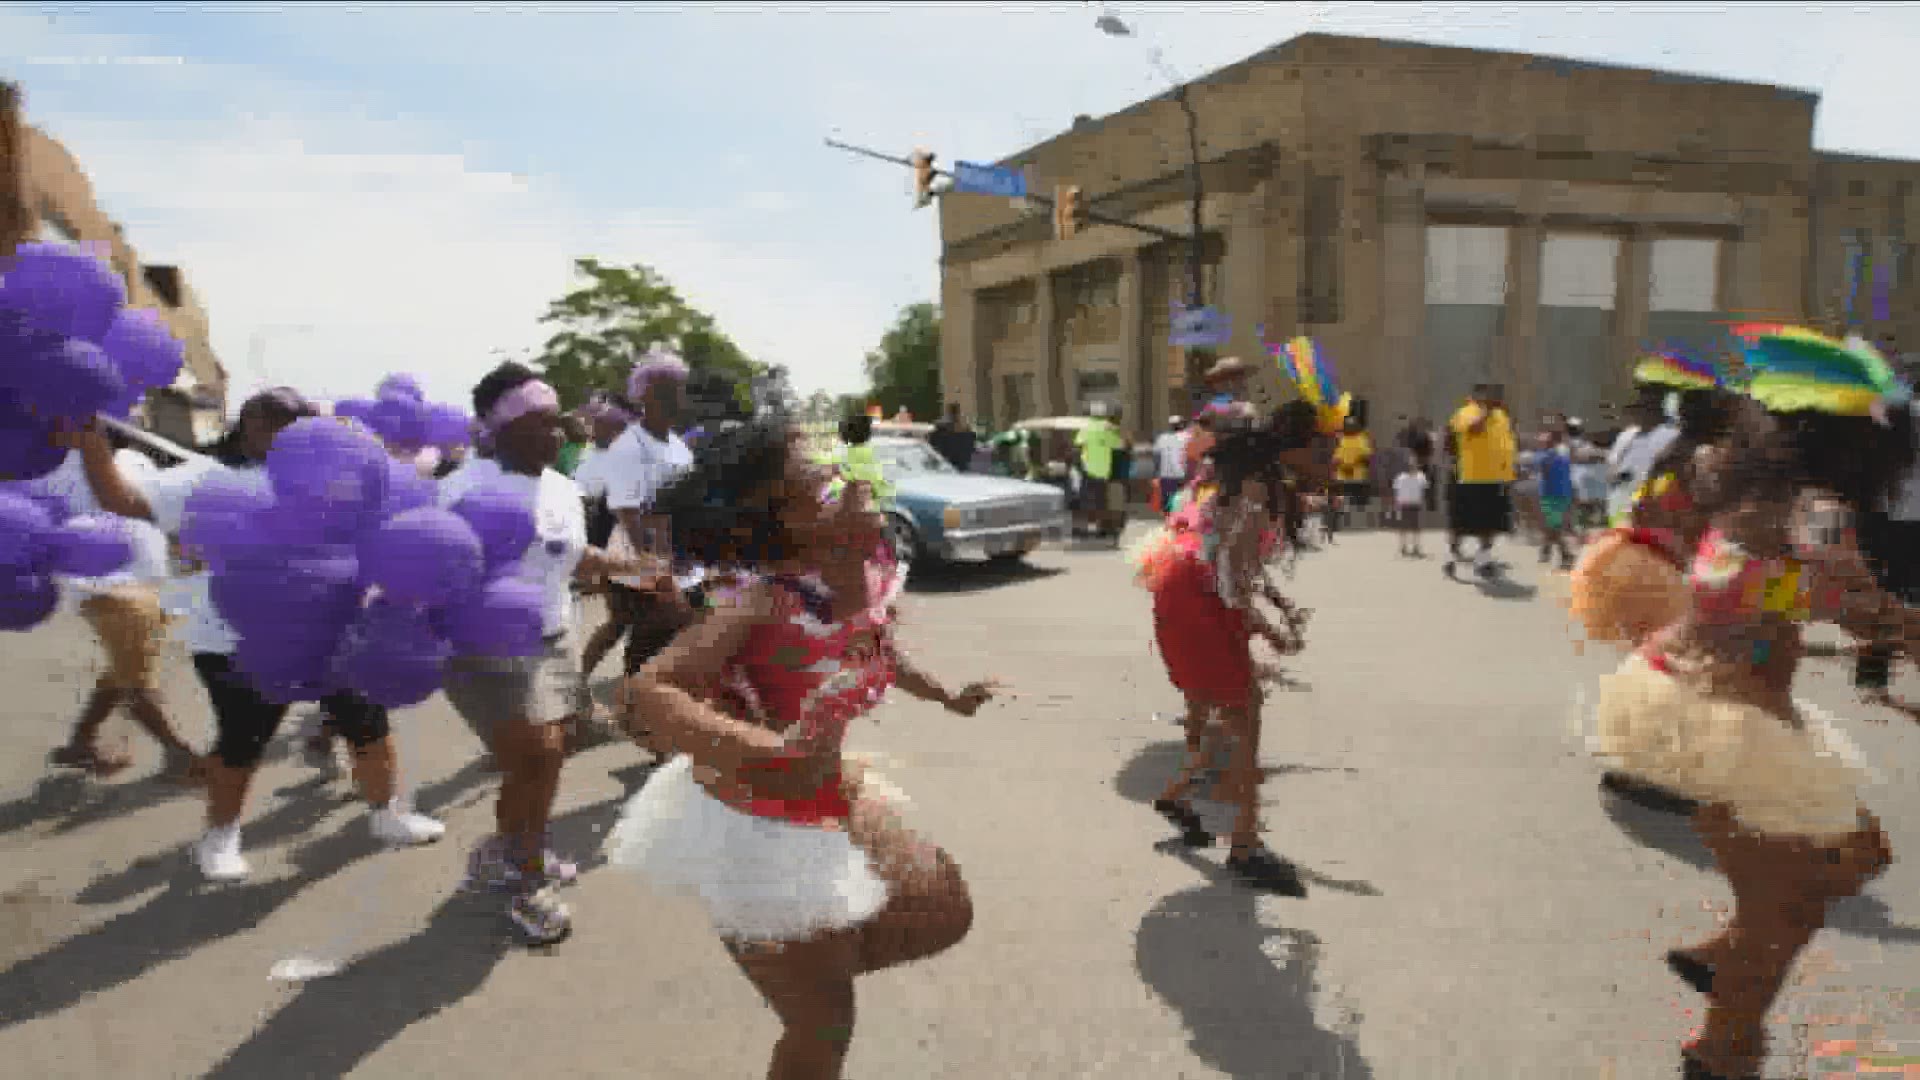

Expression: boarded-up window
xmin=1300 ymin=174 xmax=1343 ymax=324
xmin=1423 ymin=225 xmax=1510 ymax=422
xmin=1537 ymin=232 xmax=1620 ymax=421
xmin=1646 ymin=236 xmax=1726 ymax=355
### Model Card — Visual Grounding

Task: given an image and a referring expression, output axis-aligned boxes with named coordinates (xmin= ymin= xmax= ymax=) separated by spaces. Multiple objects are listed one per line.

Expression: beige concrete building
xmin=939 ymin=33 xmax=1920 ymax=439
xmin=2 ymin=81 xmax=227 ymax=444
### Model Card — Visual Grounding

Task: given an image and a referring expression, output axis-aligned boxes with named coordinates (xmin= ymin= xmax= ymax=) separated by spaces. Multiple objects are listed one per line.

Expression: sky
xmin=4 ymin=2 xmax=1919 ymax=410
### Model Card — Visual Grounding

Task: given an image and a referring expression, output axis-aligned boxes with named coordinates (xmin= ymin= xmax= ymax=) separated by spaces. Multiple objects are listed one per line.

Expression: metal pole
xmin=1175 ymin=84 xmax=1203 ymax=309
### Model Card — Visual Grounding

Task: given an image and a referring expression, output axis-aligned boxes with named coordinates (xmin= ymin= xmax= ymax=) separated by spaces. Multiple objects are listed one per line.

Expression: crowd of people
xmin=9 ymin=320 xmax=1920 ymax=1079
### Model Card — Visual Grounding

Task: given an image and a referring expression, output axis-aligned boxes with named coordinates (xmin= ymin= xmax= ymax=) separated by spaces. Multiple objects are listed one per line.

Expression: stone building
xmin=938 ymin=33 xmax=1920 ymax=438
xmin=1 ymin=81 xmax=227 ymax=444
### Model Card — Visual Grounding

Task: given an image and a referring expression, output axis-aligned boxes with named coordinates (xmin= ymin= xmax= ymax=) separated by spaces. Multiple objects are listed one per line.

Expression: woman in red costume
xmin=1590 ymin=335 xmax=1920 ymax=1079
xmin=610 ymin=416 xmax=995 ymax=1080
xmin=1129 ymin=400 xmax=1318 ymax=891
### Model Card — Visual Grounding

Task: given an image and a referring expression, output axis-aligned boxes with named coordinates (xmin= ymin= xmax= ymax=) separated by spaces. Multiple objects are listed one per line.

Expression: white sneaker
xmin=369 ymin=804 xmax=446 ymax=847
xmin=194 ymin=826 xmax=250 ymax=882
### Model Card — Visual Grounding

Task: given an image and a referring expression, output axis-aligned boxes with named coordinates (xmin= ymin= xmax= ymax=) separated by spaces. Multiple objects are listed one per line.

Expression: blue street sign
xmin=1170 ymin=306 xmax=1232 ymax=348
xmin=951 ymin=161 xmax=1028 ymax=199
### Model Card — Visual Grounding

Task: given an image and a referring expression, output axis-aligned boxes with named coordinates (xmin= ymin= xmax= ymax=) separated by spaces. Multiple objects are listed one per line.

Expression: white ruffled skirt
xmin=1590 ymin=653 xmax=1879 ymax=841
xmin=608 ymin=755 xmax=892 ymax=942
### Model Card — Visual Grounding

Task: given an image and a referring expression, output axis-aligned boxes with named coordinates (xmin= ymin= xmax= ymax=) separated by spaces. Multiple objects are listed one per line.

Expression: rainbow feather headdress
xmin=1265 ymin=331 xmax=1351 ymax=435
xmin=1632 ymin=346 xmax=1724 ymax=393
xmin=1732 ymin=323 xmax=1911 ymax=422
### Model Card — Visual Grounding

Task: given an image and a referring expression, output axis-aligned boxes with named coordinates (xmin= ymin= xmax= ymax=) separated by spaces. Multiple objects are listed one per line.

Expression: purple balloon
xmin=0 ymin=243 xmax=126 ymax=343
xmin=0 ymin=392 xmax=65 ymax=482
xmin=180 ymin=470 xmax=278 ymax=567
xmin=45 ymin=515 xmax=133 ymax=577
xmin=12 ymin=337 xmax=126 ymax=423
xmin=0 ymin=488 xmax=54 ymax=569
xmin=0 ymin=572 xmax=58 ymax=631
xmin=358 ymin=507 xmax=484 ymax=608
xmin=99 ymin=307 xmax=185 ymax=392
xmin=332 ymin=398 xmax=378 ymax=425
xmin=376 ymin=374 xmax=425 ymax=404
xmin=264 ymin=417 xmax=390 ymax=540
xmin=425 ymin=404 xmax=473 ymax=449
xmin=450 ymin=481 xmax=537 ymax=572
xmin=438 ymin=573 xmax=544 ymax=658
xmin=334 ymin=598 xmax=451 ymax=708
xmin=367 ymin=395 xmax=428 ymax=448
xmin=381 ymin=458 xmax=437 ymax=518
xmin=234 ymin=630 xmax=341 ymax=704
xmin=210 ymin=545 xmax=360 ymax=637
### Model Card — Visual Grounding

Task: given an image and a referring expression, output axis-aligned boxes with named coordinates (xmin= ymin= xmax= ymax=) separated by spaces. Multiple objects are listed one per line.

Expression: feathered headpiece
xmin=1734 ymin=324 xmax=1911 ymax=422
xmin=1632 ymin=346 xmax=1724 ymax=392
xmin=1266 ymin=333 xmax=1350 ymax=435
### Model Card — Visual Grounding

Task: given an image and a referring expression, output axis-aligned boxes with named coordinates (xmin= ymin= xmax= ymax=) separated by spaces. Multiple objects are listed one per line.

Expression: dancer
xmin=1128 ymin=401 xmax=1315 ymax=890
xmin=71 ymin=389 xmax=445 ymax=882
xmin=1571 ymin=356 xmax=1739 ymax=648
xmin=603 ymin=354 xmax=704 ymax=678
xmin=610 ymin=416 xmax=992 ymax=1080
xmin=36 ymin=439 xmax=200 ymax=779
xmin=574 ymin=398 xmax=637 ymax=682
xmin=1589 ymin=335 xmax=1918 ymax=1080
xmin=439 ymin=362 xmax=664 ymax=945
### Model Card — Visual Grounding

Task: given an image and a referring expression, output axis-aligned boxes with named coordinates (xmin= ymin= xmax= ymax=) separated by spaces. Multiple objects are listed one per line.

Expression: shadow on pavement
xmin=1829 ymin=894 xmax=1920 ymax=944
xmin=1113 ymin=740 xmax=1355 ymax=809
xmin=0 ymin=759 xmax=498 ymax=1031
xmin=1598 ymin=787 xmax=1711 ymax=869
xmin=1134 ymin=846 xmax=1376 ymax=1080
xmin=0 ymin=769 xmax=194 ymax=839
xmin=198 ymin=766 xmax=651 ymax=1080
xmin=904 ymin=559 xmax=1066 ymax=595
xmin=1476 ymin=576 xmax=1539 ymax=601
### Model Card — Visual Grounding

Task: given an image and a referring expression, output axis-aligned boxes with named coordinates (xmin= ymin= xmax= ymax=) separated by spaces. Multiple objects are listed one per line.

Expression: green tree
xmin=533 ymin=257 xmax=761 ymax=408
xmin=862 ymin=302 xmax=941 ymax=423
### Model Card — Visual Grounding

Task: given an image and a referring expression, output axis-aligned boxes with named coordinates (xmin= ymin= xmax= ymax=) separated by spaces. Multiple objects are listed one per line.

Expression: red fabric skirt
xmin=1152 ymin=555 xmax=1254 ymax=709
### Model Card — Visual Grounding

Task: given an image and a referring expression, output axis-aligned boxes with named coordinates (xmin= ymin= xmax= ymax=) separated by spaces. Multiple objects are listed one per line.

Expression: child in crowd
xmin=1393 ymin=462 xmax=1429 ymax=557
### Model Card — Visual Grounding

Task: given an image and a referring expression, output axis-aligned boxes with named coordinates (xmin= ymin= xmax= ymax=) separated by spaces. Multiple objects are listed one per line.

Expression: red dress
xmin=1150 ymin=495 xmax=1265 ymax=709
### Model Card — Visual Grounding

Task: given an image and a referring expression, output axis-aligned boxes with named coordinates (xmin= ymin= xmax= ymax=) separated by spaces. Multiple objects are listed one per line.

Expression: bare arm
xmin=892 ymin=645 xmax=996 ymax=716
xmin=617 ymin=584 xmax=793 ymax=774
xmin=72 ymin=427 xmax=154 ymax=521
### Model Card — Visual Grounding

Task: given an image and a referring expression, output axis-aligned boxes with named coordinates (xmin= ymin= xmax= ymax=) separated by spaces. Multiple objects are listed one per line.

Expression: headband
xmin=484 ymin=379 xmax=560 ymax=431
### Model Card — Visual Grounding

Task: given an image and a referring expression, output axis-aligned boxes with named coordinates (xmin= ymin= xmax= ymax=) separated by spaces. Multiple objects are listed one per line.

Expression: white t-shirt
xmin=1392 ymin=470 xmax=1430 ymax=508
xmin=438 ymin=457 xmax=587 ymax=639
xmin=1606 ymin=423 xmax=1681 ymax=521
xmin=571 ymin=444 xmax=615 ymax=501
xmin=140 ymin=457 xmax=262 ymax=655
xmin=1152 ymin=430 xmax=1190 ymax=479
xmin=29 ymin=451 xmax=173 ymax=602
xmin=602 ymin=425 xmax=701 ymax=590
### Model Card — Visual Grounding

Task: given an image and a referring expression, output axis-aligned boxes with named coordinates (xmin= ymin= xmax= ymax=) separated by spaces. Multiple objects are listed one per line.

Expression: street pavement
xmin=0 ymin=526 xmax=1916 ymax=1079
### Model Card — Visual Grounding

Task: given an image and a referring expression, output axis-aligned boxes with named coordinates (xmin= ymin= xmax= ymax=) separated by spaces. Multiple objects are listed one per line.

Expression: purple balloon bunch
xmin=331 ymin=374 xmax=472 ymax=455
xmin=187 ymin=416 xmax=544 ymax=706
xmin=0 ymin=487 xmax=135 ymax=632
xmin=0 ymin=243 xmax=187 ymax=482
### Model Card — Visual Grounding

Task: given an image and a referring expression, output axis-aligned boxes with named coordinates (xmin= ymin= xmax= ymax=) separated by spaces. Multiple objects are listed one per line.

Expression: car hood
xmin=889 ymin=472 xmax=1063 ymax=505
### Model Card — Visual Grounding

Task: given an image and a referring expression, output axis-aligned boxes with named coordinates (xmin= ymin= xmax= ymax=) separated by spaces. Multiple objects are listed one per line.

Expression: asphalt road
xmin=0 ymin=528 xmax=1915 ymax=1079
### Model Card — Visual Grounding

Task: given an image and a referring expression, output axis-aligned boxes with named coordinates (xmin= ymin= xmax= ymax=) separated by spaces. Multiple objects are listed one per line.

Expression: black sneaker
xmin=1226 ymin=847 xmax=1306 ymax=896
xmin=1153 ymin=799 xmax=1213 ymax=848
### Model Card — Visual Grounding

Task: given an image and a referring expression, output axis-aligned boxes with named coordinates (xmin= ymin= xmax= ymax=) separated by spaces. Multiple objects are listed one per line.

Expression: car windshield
xmin=872 ymin=440 xmax=956 ymax=474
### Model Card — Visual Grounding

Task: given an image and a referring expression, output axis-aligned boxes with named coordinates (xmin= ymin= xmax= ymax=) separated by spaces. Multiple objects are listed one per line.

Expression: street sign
xmin=1170 ymin=306 xmax=1232 ymax=348
xmin=951 ymin=161 xmax=1028 ymax=199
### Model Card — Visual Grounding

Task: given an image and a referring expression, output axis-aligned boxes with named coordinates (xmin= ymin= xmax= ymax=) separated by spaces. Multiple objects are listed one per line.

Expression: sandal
xmin=1153 ymin=799 xmax=1213 ymax=848
xmin=1226 ymin=846 xmax=1306 ymax=896
xmin=48 ymin=743 xmax=132 ymax=778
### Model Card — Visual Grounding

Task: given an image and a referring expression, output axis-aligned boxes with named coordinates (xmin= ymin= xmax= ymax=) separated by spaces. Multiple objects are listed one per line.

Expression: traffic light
xmin=1053 ymin=185 xmax=1082 ymax=241
xmin=910 ymin=149 xmax=936 ymax=209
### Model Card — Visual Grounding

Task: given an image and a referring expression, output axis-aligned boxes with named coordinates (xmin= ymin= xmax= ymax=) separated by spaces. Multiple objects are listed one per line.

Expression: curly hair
xmin=648 ymin=416 xmax=801 ymax=568
xmin=1711 ymin=397 xmax=1917 ymax=514
xmin=1647 ymin=387 xmax=1739 ymax=483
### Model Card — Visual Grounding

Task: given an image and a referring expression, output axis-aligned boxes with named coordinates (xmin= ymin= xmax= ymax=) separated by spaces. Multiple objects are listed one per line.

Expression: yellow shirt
xmin=1333 ymin=433 xmax=1373 ymax=483
xmin=1449 ymin=403 xmax=1516 ymax=484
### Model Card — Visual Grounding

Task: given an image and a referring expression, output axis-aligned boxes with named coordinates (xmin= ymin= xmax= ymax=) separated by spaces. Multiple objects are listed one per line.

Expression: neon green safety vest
xmin=825 ymin=443 xmax=894 ymax=504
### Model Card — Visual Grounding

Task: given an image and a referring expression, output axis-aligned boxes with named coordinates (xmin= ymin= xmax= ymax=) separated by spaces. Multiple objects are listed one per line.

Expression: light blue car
xmin=867 ymin=437 xmax=1070 ymax=570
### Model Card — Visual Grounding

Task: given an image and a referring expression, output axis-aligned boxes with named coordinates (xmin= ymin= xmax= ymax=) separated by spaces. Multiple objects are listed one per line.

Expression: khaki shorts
xmin=442 ymin=632 xmax=587 ymax=746
xmin=79 ymin=586 xmax=167 ymax=691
